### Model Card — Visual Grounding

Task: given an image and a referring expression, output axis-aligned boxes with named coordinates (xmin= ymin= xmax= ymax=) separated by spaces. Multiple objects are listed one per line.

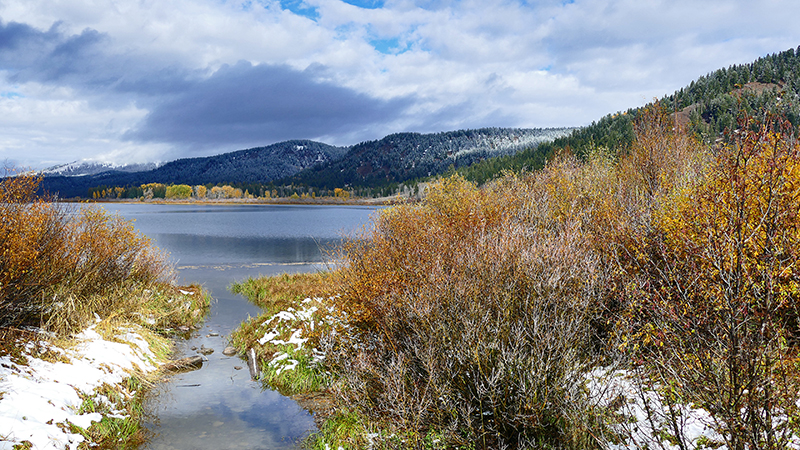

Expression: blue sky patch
xmin=370 ymin=37 xmax=410 ymax=55
xmin=279 ymin=0 xmax=319 ymax=20
xmin=0 ymin=91 xmax=23 ymax=99
xmin=341 ymin=0 xmax=385 ymax=9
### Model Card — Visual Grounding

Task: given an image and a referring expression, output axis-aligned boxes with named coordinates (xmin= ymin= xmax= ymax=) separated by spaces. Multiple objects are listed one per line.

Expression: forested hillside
xmin=40 ymin=140 xmax=345 ymax=198
xmin=38 ymin=128 xmax=568 ymax=198
xmin=279 ymin=128 xmax=571 ymax=189
xmin=458 ymin=46 xmax=800 ymax=184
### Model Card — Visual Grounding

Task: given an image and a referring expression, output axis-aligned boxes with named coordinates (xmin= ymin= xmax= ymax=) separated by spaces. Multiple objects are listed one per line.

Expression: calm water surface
xmin=95 ymin=203 xmax=379 ymax=449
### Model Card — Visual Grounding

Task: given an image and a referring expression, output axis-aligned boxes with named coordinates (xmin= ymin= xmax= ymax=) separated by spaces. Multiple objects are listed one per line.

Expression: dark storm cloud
xmin=0 ymin=20 xmax=114 ymax=86
xmin=125 ymin=61 xmax=413 ymax=147
xmin=0 ymin=19 xmax=412 ymax=150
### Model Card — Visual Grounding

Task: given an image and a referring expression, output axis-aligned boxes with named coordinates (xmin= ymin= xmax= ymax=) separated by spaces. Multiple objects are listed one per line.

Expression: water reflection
xmin=150 ymin=234 xmax=340 ymax=266
xmin=144 ymin=264 xmax=325 ymax=449
xmin=89 ymin=203 xmax=379 ymax=449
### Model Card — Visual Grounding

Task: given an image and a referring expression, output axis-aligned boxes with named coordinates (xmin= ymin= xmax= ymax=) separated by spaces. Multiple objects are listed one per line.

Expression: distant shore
xmin=60 ymin=195 xmax=409 ymax=206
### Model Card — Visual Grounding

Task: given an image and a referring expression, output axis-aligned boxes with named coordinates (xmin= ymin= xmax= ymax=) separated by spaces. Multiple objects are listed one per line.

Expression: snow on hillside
xmin=450 ymin=128 xmax=574 ymax=159
xmin=39 ymin=161 xmax=161 ymax=177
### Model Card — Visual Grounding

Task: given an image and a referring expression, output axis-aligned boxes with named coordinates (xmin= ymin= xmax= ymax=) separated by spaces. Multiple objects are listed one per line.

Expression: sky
xmin=1 ymin=0 xmax=799 ymax=169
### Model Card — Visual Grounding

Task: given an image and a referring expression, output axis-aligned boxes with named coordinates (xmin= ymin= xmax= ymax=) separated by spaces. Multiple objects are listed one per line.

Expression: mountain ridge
xmin=39 ymin=128 xmax=570 ymax=198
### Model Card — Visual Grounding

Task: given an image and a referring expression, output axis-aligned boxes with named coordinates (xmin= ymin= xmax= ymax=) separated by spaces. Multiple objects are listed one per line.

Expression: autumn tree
xmin=622 ymin=113 xmax=800 ymax=449
xmin=165 ymin=184 xmax=192 ymax=199
xmin=193 ymin=185 xmax=207 ymax=199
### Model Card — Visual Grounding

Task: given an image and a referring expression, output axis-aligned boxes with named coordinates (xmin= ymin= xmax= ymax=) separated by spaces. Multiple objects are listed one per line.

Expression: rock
xmin=163 ymin=355 xmax=204 ymax=372
xmin=208 ymin=332 xmax=219 ymax=337
xmin=222 ymin=346 xmax=237 ymax=357
xmin=190 ymin=346 xmax=197 ymax=351
xmin=234 ymin=366 xmax=242 ymax=370
xmin=178 ymin=325 xmax=190 ymax=332
xmin=198 ymin=345 xmax=214 ymax=355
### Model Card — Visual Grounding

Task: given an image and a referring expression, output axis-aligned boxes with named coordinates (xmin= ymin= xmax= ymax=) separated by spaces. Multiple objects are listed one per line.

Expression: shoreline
xmin=0 ymin=287 xmax=210 ymax=449
xmin=0 ymin=324 xmax=160 ymax=449
xmin=59 ymin=196 xmax=409 ymax=207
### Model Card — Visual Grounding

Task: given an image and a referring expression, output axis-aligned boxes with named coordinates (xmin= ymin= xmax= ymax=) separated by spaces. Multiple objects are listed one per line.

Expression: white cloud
xmin=1 ymin=0 xmax=799 ymax=168
xmin=0 ymin=80 xmax=172 ymax=167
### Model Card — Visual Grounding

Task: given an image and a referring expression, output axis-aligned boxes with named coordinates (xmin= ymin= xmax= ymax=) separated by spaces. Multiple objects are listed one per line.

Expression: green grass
xmin=229 ymin=289 xmax=334 ymax=395
xmin=66 ymin=376 xmax=150 ymax=449
xmin=304 ymin=411 xmax=370 ymax=449
xmin=256 ymin=343 xmax=331 ymax=396
xmin=230 ymin=272 xmax=334 ymax=312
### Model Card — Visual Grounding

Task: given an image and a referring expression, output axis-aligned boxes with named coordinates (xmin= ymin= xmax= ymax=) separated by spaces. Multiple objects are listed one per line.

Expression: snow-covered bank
xmin=0 ymin=323 xmax=160 ymax=449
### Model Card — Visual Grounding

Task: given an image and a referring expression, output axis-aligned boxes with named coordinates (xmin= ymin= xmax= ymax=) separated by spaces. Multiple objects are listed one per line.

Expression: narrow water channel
xmin=94 ymin=203 xmax=378 ymax=449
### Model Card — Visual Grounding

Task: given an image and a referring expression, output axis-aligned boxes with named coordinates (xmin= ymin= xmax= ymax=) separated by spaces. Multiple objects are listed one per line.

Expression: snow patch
xmin=0 ymin=324 xmax=159 ymax=449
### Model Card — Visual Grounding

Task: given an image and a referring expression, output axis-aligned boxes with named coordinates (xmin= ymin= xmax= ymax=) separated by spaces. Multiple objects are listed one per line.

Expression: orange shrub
xmin=326 ymin=174 xmax=609 ymax=448
xmin=0 ymin=173 xmax=174 ymax=331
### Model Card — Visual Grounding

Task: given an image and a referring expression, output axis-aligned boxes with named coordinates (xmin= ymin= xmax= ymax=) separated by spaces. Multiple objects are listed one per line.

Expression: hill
xmin=457 ymin=46 xmax=800 ymax=184
xmin=38 ymin=161 xmax=161 ymax=177
xmin=39 ymin=129 xmax=570 ymax=198
xmin=40 ymin=140 xmax=346 ymax=198
xmin=278 ymin=128 xmax=571 ymax=189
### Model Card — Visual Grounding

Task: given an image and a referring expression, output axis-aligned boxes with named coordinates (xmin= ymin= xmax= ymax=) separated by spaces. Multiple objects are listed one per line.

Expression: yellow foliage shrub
xmin=616 ymin=111 xmax=800 ymax=448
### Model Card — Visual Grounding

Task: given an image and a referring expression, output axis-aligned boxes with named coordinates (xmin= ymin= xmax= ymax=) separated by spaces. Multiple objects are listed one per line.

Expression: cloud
xmin=1 ymin=0 xmax=800 ymax=168
xmin=0 ymin=20 xmax=108 ymax=85
xmin=0 ymin=16 xmax=412 ymax=155
xmin=126 ymin=61 xmax=414 ymax=148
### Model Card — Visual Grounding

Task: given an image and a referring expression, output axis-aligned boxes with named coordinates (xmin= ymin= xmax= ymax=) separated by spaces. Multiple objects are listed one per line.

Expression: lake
xmin=94 ymin=203 xmax=380 ymax=449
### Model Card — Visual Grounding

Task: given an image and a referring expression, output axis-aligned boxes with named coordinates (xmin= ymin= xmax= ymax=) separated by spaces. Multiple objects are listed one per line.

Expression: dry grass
xmin=0 ymin=172 xmax=187 ymax=336
xmin=230 ymin=272 xmax=335 ymax=313
xmin=230 ymin=272 xmax=335 ymax=395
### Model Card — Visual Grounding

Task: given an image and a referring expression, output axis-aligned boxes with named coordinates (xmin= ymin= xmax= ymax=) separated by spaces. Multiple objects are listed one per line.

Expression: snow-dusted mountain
xmin=38 ymin=128 xmax=572 ymax=198
xmin=40 ymin=161 xmax=161 ymax=177
xmin=284 ymin=127 xmax=574 ymax=188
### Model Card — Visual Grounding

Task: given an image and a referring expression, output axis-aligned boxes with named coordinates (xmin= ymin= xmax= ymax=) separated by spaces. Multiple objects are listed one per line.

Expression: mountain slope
xmin=39 ymin=161 xmax=161 ymax=177
xmin=128 ymin=140 xmax=346 ymax=185
xmin=281 ymin=128 xmax=572 ymax=189
xmin=40 ymin=140 xmax=346 ymax=198
xmin=39 ymin=129 xmax=569 ymax=198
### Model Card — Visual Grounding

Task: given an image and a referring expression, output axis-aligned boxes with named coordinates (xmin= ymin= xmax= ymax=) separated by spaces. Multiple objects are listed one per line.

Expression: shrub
xmin=0 ymin=172 xmax=176 ymax=334
xmin=619 ymin=113 xmax=800 ymax=449
xmin=325 ymin=174 xmax=610 ymax=448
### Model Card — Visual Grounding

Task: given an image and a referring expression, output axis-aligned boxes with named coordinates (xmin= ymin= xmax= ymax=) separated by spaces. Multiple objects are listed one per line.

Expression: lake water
xmin=94 ymin=203 xmax=380 ymax=449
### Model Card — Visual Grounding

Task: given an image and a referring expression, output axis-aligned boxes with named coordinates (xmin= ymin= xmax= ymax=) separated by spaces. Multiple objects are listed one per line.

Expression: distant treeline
xmin=90 ymin=182 xmax=355 ymax=201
